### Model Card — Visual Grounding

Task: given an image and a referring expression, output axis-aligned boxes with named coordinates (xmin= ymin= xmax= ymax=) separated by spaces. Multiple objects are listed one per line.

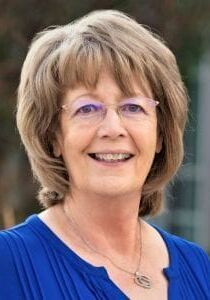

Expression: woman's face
xmin=54 ymin=71 xmax=162 ymax=198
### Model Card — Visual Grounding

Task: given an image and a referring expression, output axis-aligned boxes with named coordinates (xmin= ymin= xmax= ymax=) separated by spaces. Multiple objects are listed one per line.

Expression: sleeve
xmin=190 ymin=242 xmax=210 ymax=284
xmin=174 ymin=235 xmax=210 ymax=296
xmin=0 ymin=231 xmax=24 ymax=299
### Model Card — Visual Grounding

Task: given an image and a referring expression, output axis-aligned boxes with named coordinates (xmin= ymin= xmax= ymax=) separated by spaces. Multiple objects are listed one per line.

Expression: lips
xmin=88 ymin=153 xmax=134 ymax=162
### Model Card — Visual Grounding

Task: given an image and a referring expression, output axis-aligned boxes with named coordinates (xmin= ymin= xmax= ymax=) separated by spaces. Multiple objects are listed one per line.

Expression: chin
xmin=86 ymin=177 xmax=141 ymax=198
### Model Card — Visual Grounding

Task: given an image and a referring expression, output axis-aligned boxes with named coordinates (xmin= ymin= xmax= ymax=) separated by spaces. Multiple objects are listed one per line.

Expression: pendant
xmin=134 ymin=272 xmax=152 ymax=289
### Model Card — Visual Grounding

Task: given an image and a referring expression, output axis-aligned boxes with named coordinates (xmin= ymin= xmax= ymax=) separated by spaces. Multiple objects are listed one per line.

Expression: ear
xmin=155 ymin=131 xmax=163 ymax=154
xmin=53 ymin=141 xmax=61 ymax=157
xmin=52 ymin=132 xmax=62 ymax=157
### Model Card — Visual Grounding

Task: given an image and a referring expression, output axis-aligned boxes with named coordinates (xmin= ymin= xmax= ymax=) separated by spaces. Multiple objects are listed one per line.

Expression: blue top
xmin=0 ymin=214 xmax=209 ymax=300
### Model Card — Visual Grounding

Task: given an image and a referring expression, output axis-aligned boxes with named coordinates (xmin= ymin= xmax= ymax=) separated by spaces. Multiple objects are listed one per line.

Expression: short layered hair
xmin=16 ymin=10 xmax=188 ymax=216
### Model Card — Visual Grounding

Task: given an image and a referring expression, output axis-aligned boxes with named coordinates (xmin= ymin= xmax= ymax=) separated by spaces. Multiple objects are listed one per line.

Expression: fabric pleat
xmin=0 ymin=214 xmax=209 ymax=300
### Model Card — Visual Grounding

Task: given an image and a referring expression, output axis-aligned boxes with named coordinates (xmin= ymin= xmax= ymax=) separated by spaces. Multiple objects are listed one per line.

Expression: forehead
xmin=61 ymin=71 xmax=153 ymax=103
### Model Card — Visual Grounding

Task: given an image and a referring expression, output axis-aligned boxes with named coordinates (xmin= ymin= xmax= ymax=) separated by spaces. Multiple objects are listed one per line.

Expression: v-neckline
xmin=26 ymin=214 xmax=179 ymax=299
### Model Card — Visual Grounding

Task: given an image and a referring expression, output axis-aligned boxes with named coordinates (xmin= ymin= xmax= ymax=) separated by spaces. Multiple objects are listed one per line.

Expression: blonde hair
xmin=16 ymin=10 xmax=188 ymax=216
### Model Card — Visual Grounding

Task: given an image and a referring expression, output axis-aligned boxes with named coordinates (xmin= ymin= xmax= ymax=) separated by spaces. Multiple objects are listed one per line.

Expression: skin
xmin=55 ymin=71 xmax=161 ymax=203
xmin=39 ymin=71 xmax=169 ymax=299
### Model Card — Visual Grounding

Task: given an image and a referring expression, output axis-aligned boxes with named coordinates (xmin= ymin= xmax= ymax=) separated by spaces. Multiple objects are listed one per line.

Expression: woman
xmin=0 ymin=10 xmax=209 ymax=300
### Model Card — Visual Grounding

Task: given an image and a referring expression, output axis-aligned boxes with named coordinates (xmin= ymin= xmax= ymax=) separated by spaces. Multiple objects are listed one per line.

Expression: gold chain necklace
xmin=62 ymin=205 xmax=152 ymax=289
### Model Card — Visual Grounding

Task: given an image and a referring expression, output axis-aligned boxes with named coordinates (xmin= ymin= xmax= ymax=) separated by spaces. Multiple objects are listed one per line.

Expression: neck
xmin=62 ymin=190 xmax=141 ymax=257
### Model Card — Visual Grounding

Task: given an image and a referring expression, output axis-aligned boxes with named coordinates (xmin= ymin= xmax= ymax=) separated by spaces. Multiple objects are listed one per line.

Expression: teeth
xmin=94 ymin=153 xmax=131 ymax=161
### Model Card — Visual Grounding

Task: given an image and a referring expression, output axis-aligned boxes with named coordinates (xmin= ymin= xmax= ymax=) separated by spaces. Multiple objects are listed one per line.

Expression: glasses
xmin=61 ymin=97 xmax=159 ymax=125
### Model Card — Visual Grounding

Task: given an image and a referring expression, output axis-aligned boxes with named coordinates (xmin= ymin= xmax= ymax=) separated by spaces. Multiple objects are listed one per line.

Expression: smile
xmin=88 ymin=153 xmax=134 ymax=162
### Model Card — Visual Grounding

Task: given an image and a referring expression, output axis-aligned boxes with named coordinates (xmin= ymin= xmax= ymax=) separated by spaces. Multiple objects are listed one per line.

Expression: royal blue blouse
xmin=0 ymin=214 xmax=209 ymax=300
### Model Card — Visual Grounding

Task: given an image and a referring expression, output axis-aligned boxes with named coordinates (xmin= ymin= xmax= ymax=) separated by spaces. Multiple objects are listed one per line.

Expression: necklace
xmin=62 ymin=205 xmax=152 ymax=289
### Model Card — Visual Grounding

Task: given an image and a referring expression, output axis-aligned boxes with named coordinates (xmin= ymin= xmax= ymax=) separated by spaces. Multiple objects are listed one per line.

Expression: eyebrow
xmin=73 ymin=92 xmax=146 ymax=101
xmin=75 ymin=93 xmax=98 ymax=99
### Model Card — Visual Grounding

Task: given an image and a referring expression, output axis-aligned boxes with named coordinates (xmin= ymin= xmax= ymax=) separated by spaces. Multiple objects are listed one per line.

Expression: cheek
xmin=131 ymin=122 xmax=158 ymax=153
xmin=61 ymin=125 xmax=96 ymax=162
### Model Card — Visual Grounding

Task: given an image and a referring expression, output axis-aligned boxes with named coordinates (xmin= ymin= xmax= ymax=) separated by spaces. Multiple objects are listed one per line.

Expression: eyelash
xmin=75 ymin=103 xmax=145 ymax=115
xmin=121 ymin=104 xmax=144 ymax=113
xmin=76 ymin=104 xmax=99 ymax=114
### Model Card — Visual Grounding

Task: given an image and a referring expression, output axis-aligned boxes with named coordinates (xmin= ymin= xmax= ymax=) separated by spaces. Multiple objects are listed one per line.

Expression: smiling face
xmin=54 ymin=71 xmax=162 ymax=199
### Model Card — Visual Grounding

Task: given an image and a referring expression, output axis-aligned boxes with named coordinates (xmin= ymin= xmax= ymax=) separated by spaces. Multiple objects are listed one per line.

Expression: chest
xmin=104 ymin=264 xmax=168 ymax=300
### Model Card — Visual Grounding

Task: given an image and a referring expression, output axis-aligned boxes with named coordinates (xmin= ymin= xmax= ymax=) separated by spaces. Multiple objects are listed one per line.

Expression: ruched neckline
xmin=26 ymin=214 xmax=179 ymax=280
xmin=2 ymin=213 xmax=209 ymax=299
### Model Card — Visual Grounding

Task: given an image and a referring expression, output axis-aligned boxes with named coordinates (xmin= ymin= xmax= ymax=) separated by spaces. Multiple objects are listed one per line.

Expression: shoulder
xmin=0 ymin=216 xmax=38 ymax=264
xmin=0 ymin=220 xmax=36 ymax=297
xmin=167 ymin=229 xmax=209 ymax=266
xmin=155 ymin=225 xmax=210 ymax=282
xmin=0 ymin=222 xmax=27 ymax=259
xmin=0 ymin=217 xmax=33 ymax=242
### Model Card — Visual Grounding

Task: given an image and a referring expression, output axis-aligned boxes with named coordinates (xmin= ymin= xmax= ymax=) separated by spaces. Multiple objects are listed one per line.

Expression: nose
xmin=96 ymin=108 xmax=128 ymax=139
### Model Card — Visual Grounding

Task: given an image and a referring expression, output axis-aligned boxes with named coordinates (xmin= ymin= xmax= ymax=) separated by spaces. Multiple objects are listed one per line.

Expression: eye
xmin=76 ymin=104 xmax=100 ymax=115
xmin=121 ymin=103 xmax=144 ymax=113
